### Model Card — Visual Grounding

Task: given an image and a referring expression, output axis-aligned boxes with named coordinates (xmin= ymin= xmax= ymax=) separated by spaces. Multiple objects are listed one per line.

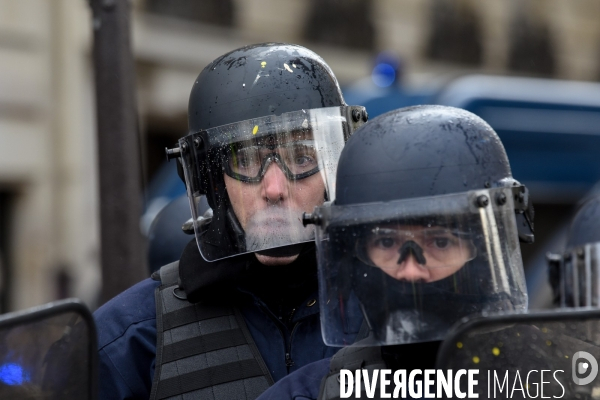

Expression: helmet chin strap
xmin=397 ymin=240 xmax=427 ymax=265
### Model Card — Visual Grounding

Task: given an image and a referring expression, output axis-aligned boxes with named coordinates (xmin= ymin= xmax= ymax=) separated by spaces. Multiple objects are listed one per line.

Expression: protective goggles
xmin=224 ymin=139 xmax=320 ymax=182
xmin=357 ymin=225 xmax=477 ymax=272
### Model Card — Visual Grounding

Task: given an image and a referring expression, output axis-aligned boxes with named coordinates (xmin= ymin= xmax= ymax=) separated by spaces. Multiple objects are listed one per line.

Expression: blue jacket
xmin=255 ymin=341 xmax=443 ymax=400
xmin=254 ymin=356 xmax=425 ymax=400
xmin=94 ymin=244 xmax=347 ymax=399
xmin=255 ymin=358 xmax=330 ymax=400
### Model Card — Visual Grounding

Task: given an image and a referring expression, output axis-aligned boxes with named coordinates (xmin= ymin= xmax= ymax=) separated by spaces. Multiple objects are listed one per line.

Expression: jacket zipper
xmin=285 ymin=320 xmax=301 ymax=369
xmin=288 ymin=307 xmax=297 ymax=324
xmin=258 ymin=303 xmax=303 ymax=372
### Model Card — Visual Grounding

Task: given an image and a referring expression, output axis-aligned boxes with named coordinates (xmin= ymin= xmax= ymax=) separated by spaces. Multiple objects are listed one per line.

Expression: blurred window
xmin=507 ymin=11 xmax=556 ymax=76
xmin=303 ymin=0 xmax=375 ymax=51
xmin=425 ymin=0 xmax=482 ymax=66
xmin=145 ymin=0 xmax=234 ymax=27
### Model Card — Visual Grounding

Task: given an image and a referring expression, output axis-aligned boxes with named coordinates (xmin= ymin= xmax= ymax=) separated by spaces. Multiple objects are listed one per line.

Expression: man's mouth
xmin=244 ymin=209 xmax=314 ymax=251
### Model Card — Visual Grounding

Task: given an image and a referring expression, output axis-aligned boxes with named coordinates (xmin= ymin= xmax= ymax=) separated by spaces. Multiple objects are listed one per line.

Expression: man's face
xmin=362 ymin=224 xmax=476 ymax=282
xmin=224 ymin=153 xmax=325 ymax=265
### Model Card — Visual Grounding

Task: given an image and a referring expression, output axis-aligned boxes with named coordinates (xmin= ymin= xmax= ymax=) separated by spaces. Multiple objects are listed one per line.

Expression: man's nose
xmin=261 ymin=162 xmax=288 ymax=203
xmin=393 ymin=253 xmax=430 ymax=282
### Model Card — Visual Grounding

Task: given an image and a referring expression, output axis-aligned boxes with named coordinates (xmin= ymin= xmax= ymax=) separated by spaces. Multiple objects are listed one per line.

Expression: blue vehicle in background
xmin=143 ymin=73 xmax=600 ymax=308
xmin=436 ymin=75 xmax=600 ymax=202
xmin=346 ymin=71 xmax=600 ymax=202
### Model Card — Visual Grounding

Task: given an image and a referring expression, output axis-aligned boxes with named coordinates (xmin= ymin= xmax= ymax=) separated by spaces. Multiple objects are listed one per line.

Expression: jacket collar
xmin=179 ymin=239 xmax=318 ymax=311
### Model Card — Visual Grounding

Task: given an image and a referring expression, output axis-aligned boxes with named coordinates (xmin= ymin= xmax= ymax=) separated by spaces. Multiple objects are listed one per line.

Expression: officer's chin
xmin=254 ymin=243 xmax=305 ymax=266
xmin=255 ymin=253 xmax=299 ymax=266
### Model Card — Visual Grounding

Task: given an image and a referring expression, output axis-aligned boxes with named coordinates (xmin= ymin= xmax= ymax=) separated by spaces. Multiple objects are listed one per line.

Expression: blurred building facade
xmin=0 ymin=0 xmax=98 ymax=312
xmin=0 ymin=0 xmax=599 ymax=312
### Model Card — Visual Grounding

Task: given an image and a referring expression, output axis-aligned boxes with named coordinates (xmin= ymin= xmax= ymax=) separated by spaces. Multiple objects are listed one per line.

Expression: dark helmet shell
xmin=335 ymin=105 xmax=513 ymax=205
xmin=188 ymin=43 xmax=346 ymax=132
xmin=566 ymin=196 xmax=600 ymax=249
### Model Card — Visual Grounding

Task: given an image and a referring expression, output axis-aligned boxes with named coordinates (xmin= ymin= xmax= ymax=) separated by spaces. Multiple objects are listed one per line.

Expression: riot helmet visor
xmin=316 ymin=187 xmax=528 ymax=346
xmin=555 ymin=243 xmax=600 ymax=308
xmin=180 ymin=105 xmax=366 ymax=261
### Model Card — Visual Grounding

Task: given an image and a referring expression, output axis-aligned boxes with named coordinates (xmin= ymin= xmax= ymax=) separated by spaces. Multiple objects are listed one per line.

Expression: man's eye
xmin=291 ymin=146 xmax=317 ymax=165
xmin=295 ymin=155 xmax=315 ymax=166
xmin=433 ymin=238 xmax=450 ymax=249
xmin=235 ymin=153 xmax=252 ymax=168
xmin=375 ymin=237 xmax=396 ymax=248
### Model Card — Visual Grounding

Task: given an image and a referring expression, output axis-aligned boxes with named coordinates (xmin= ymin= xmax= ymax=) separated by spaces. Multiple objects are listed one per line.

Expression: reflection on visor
xmin=225 ymin=139 xmax=319 ymax=182
xmin=358 ymin=225 xmax=476 ymax=279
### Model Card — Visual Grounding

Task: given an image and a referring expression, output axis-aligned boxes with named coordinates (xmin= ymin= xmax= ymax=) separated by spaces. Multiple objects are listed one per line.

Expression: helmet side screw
xmin=496 ymin=192 xmax=507 ymax=206
xmin=194 ymin=137 xmax=202 ymax=148
xmin=165 ymin=147 xmax=181 ymax=161
xmin=302 ymin=212 xmax=321 ymax=227
xmin=477 ymin=195 xmax=489 ymax=207
xmin=352 ymin=109 xmax=362 ymax=122
xmin=361 ymin=109 xmax=369 ymax=122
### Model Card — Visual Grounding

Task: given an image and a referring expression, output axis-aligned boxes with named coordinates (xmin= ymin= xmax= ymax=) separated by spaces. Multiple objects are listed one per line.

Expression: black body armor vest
xmin=149 ymin=261 xmax=274 ymax=400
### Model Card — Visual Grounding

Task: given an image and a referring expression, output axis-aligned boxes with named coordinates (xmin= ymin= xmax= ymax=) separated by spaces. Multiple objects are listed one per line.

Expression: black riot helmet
xmin=169 ymin=43 xmax=367 ymax=261
xmin=548 ymin=195 xmax=600 ymax=308
xmin=305 ymin=105 xmax=533 ymax=346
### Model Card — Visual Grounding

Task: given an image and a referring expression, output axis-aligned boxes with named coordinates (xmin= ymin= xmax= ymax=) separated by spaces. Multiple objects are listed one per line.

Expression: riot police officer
xmin=255 ymin=105 xmax=535 ymax=400
xmin=548 ymin=194 xmax=600 ymax=308
xmin=93 ymin=43 xmax=367 ymax=400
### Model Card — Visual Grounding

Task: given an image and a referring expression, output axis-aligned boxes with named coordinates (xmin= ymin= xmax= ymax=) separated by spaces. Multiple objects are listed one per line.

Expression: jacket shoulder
xmin=94 ymin=277 xmax=160 ymax=349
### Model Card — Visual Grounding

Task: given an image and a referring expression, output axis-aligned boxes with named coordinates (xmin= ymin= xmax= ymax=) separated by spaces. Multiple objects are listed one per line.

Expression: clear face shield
xmin=178 ymin=106 xmax=367 ymax=261
xmin=312 ymin=187 xmax=528 ymax=346
xmin=549 ymin=243 xmax=600 ymax=308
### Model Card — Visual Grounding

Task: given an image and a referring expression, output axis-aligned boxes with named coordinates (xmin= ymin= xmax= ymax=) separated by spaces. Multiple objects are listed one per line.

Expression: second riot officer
xmin=256 ymin=105 xmax=535 ymax=400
